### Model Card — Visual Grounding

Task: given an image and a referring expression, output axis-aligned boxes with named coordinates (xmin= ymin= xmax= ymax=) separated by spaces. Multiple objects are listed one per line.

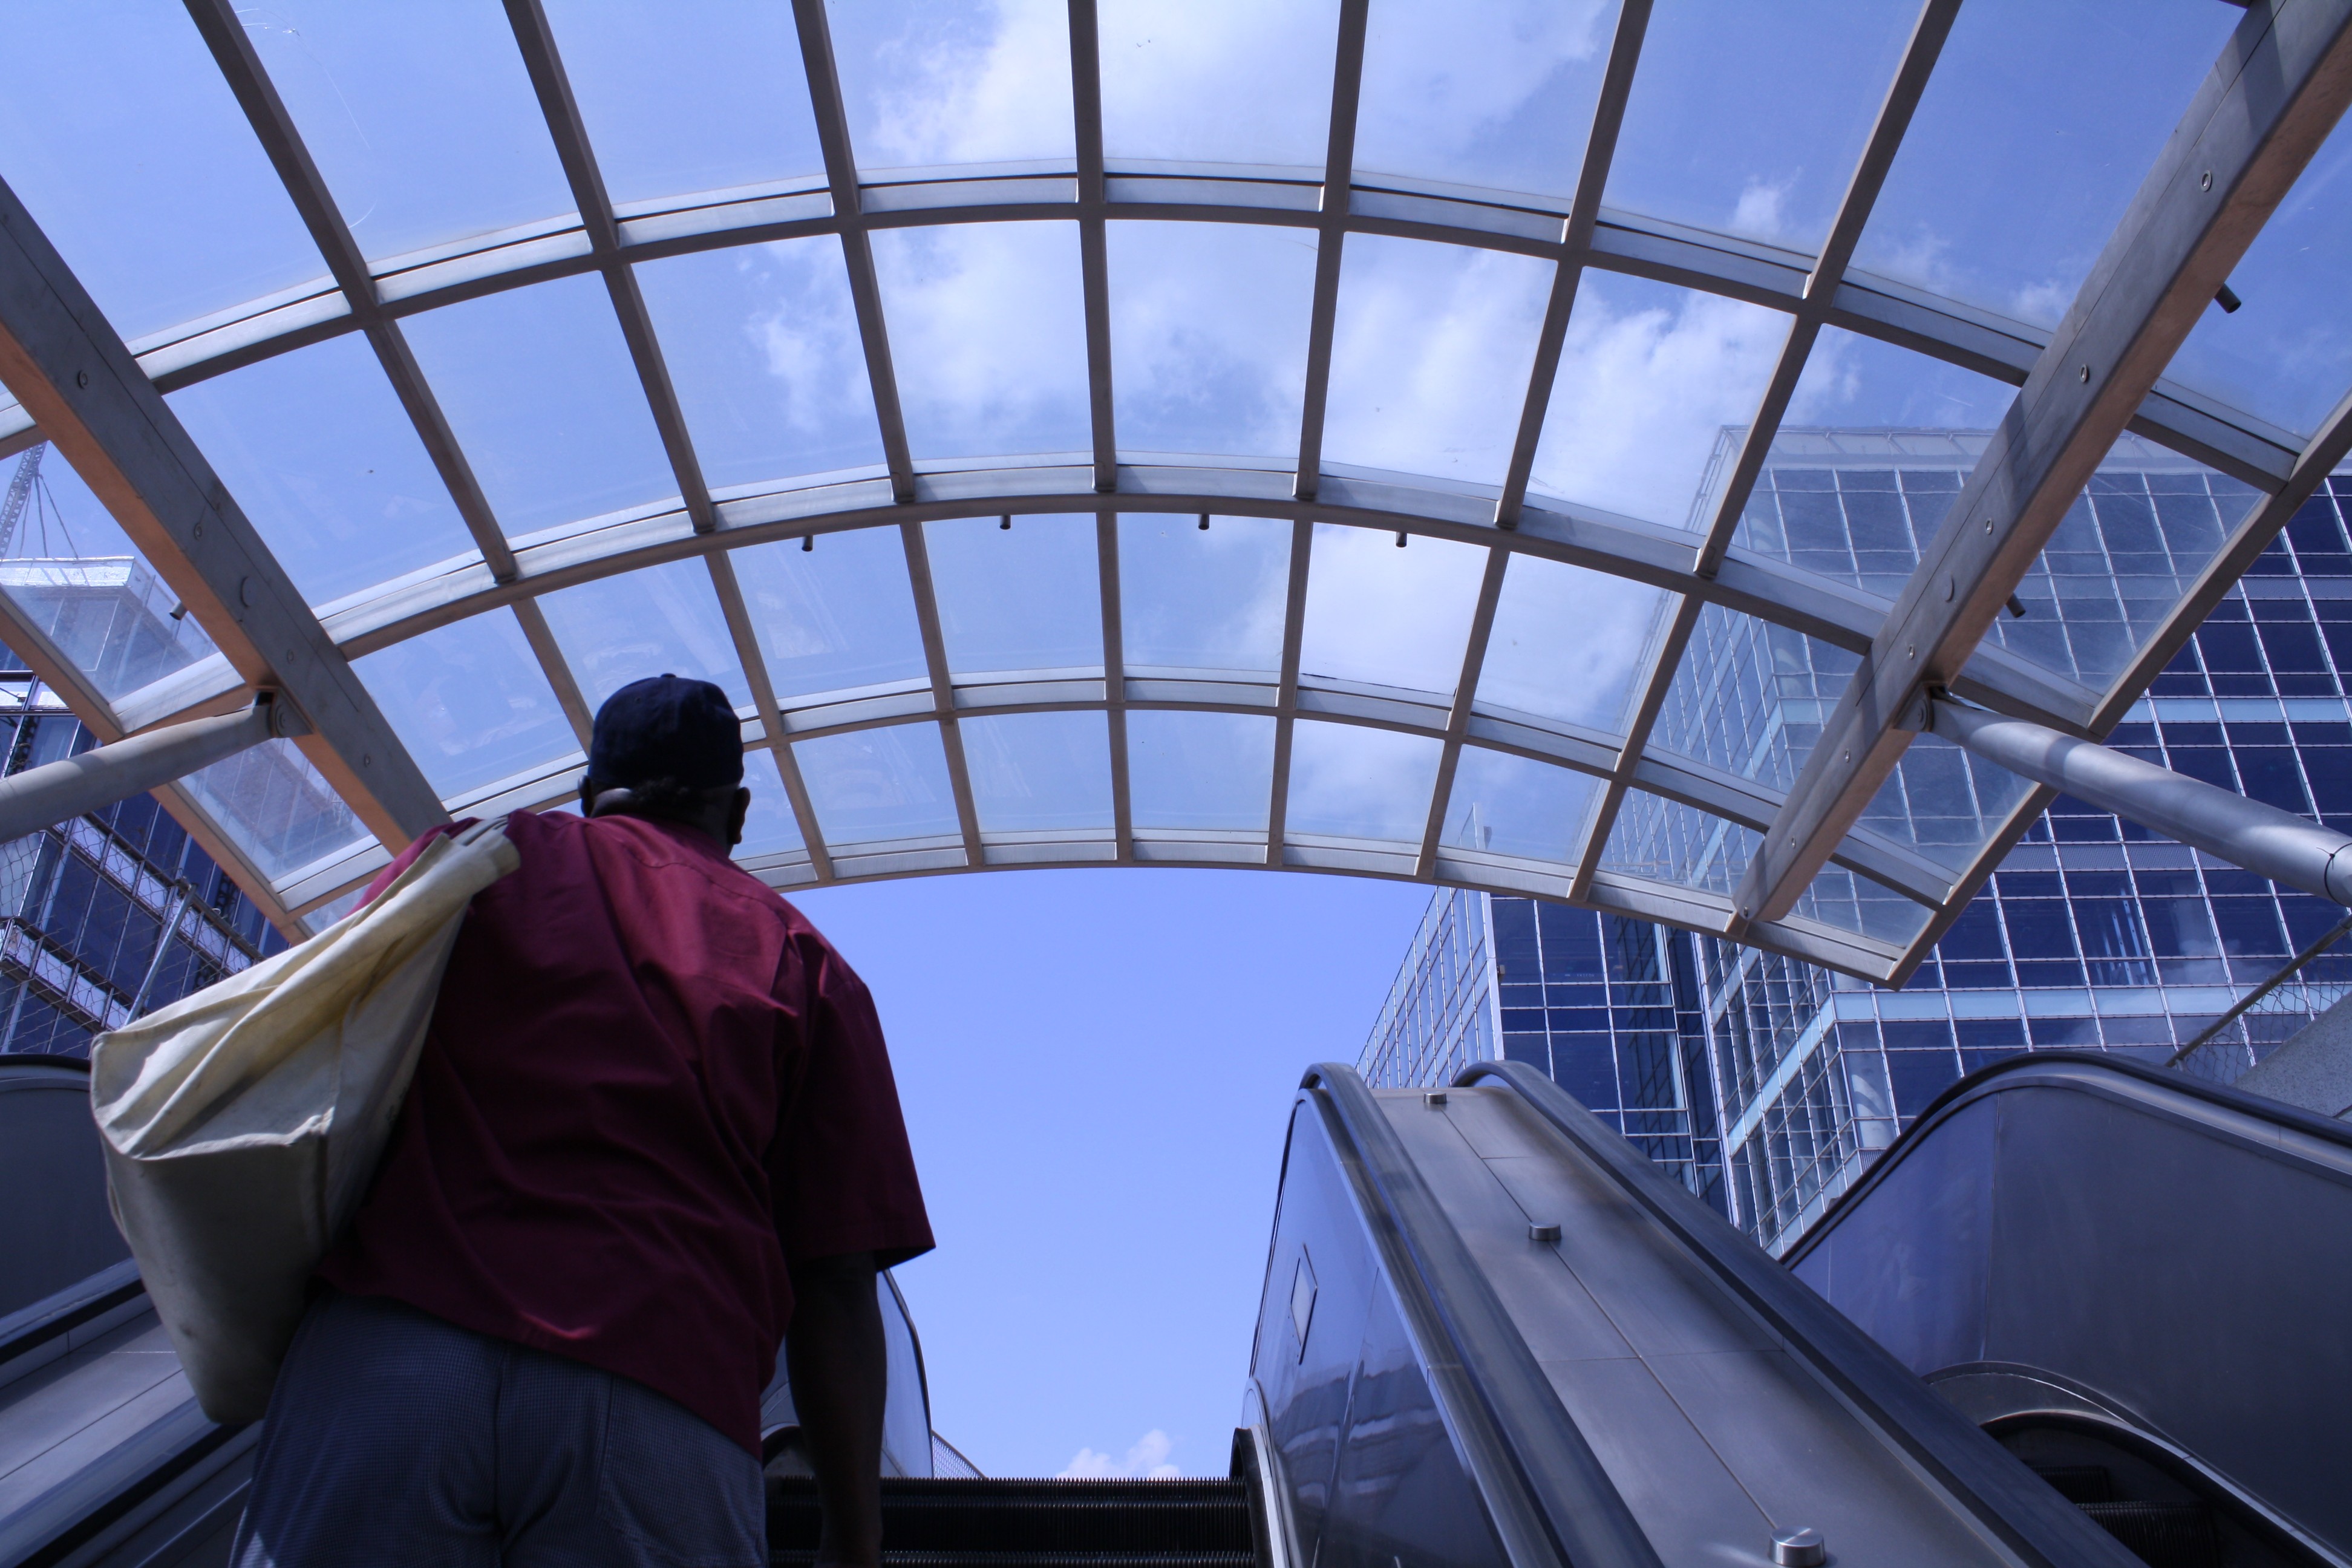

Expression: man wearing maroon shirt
xmin=231 ymin=675 xmax=933 ymax=1568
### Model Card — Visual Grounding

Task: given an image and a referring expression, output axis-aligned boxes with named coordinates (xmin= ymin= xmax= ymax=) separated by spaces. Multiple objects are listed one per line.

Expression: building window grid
xmin=1361 ymin=888 xmax=1494 ymax=1091
xmin=1374 ymin=460 xmax=2352 ymax=1252
xmin=0 ymin=674 xmax=281 ymax=1057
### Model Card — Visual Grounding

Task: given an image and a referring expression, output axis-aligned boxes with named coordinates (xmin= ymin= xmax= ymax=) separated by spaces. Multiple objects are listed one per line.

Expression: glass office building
xmin=0 ymin=636 xmax=290 ymax=1057
xmin=1361 ymin=889 xmax=1729 ymax=1211
xmin=1366 ymin=430 xmax=2352 ymax=1254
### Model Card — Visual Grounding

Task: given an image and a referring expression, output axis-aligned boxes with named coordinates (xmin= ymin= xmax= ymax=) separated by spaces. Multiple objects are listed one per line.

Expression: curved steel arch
xmin=0 ymin=0 xmax=2340 ymax=994
xmin=0 ymin=171 xmax=2298 ymax=495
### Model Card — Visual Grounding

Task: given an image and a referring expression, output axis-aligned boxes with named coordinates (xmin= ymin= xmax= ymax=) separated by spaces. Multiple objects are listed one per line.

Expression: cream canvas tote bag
xmin=89 ymin=818 xmax=519 ymax=1422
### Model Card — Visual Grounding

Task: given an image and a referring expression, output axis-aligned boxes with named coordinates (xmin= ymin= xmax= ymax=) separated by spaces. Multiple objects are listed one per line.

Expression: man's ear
xmin=579 ymin=777 xmax=598 ymax=814
xmin=728 ymin=786 xmax=752 ymax=847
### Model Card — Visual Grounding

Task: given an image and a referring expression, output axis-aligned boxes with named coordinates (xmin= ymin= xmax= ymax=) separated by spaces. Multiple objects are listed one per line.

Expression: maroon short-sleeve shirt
xmin=316 ymin=809 xmax=932 ymax=1454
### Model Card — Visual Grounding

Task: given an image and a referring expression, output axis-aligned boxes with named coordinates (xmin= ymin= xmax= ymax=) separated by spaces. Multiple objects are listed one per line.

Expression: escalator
xmin=0 ymin=1055 xmax=256 ymax=1568
xmin=1241 ymin=1060 xmax=2139 ymax=1568
xmin=6 ymin=1048 xmax=2343 ymax=1567
xmin=1786 ymin=1051 xmax=2352 ymax=1568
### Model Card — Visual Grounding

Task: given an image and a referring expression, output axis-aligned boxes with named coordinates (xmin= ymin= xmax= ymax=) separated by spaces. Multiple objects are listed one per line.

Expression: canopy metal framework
xmin=0 ymin=0 xmax=2347 ymax=984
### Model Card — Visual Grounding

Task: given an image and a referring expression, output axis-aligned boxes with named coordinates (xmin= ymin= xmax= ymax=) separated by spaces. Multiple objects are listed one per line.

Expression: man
xmin=232 ymin=675 xmax=932 ymax=1568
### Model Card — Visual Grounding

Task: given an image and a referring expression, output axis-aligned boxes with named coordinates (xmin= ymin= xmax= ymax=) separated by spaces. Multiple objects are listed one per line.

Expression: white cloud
xmin=869 ymin=221 xmax=1093 ymax=459
xmin=1478 ymin=556 xmax=1669 ymax=734
xmin=1528 ymin=280 xmax=1789 ymax=528
xmin=1097 ymin=0 xmax=1345 ymax=167
xmin=1730 ymin=178 xmax=1793 ymax=243
xmin=835 ymin=0 xmax=1076 ymax=169
xmin=1323 ymin=237 xmax=1555 ymax=485
xmin=1299 ymin=523 xmax=1488 ymax=696
xmin=1353 ymin=0 xmax=1612 ymax=182
xmin=1286 ymin=721 xmax=1443 ymax=843
xmin=1108 ymin=221 xmax=1319 ymax=460
xmin=1061 ymin=1429 xmax=1182 ymax=1480
xmin=743 ymin=243 xmax=871 ymax=439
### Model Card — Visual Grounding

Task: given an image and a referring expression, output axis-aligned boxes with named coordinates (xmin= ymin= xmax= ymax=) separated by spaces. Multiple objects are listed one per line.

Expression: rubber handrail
xmin=1459 ymin=1057 xmax=2140 ymax=1568
xmin=1301 ymin=1063 xmax=1662 ymax=1568
xmin=0 ymin=1054 xmax=91 ymax=1075
xmin=1788 ymin=1048 xmax=2352 ymax=1267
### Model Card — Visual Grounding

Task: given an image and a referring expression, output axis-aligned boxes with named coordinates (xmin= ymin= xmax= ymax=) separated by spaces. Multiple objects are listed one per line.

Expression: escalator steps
xmin=2033 ymin=1466 xmax=2115 ymax=1504
xmin=770 ymin=1478 xmax=1257 ymax=1567
xmin=2077 ymin=1503 xmax=2221 ymax=1568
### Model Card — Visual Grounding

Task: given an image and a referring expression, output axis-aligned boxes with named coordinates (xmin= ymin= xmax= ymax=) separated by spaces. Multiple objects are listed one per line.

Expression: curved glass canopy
xmin=0 ymin=0 xmax=2347 ymax=985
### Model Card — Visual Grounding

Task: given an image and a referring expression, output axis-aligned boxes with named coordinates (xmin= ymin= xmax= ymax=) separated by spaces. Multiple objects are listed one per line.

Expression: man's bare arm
xmin=787 ymin=1250 xmax=887 ymax=1568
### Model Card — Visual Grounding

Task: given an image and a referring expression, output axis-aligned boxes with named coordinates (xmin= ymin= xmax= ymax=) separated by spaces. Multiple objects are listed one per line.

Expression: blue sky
xmin=792 ymin=866 xmax=1428 ymax=1478
xmin=0 ymin=0 xmax=2331 ymax=1481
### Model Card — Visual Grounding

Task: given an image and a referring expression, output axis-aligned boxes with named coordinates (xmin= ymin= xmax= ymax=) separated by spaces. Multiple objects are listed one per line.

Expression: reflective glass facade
xmin=0 ymin=638 xmax=290 ymax=1058
xmin=1 ymin=1 xmax=2333 ymax=991
xmin=1362 ymin=888 xmax=1727 ymax=1212
xmin=1367 ymin=443 xmax=2352 ymax=1254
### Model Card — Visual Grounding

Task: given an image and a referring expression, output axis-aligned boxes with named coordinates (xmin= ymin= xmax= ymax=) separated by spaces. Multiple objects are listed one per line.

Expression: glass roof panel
xmin=871 ymin=222 xmax=1092 ymax=463
xmin=736 ymin=750 xmax=806 ymax=858
xmin=1529 ymin=272 xmax=1790 ymax=529
xmin=1440 ymin=746 xmax=1601 ymax=865
xmin=1 ymin=2 xmax=324 ymax=344
xmin=1287 ymin=720 xmax=1442 ymax=842
xmin=247 ymin=2 xmax=573 ymax=266
xmin=792 ymin=722 xmax=962 ymax=846
xmin=1602 ymin=788 xmax=1756 ymax=896
xmin=1107 ymin=221 xmax=1317 ymax=463
xmin=1128 ymin=710 xmax=1274 ymax=832
xmin=1602 ymin=0 xmax=1915 ymax=253
xmin=1786 ymin=325 xmax=2016 ymax=432
xmin=1650 ymin=604 xmax=1860 ymax=794
xmin=1789 ymin=863 xmax=1930 ymax=947
xmin=541 ymin=0 xmax=824 ymax=209
xmin=1745 ymin=332 xmax=2017 ymax=595
xmin=1119 ymin=512 xmax=1290 ymax=676
xmin=354 ymin=610 xmax=575 ymax=800
xmin=927 ymin=515 xmax=1102 ymax=677
xmin=166 ymin=334 xmax=476 ymax=610
xmin=537 ymin=559 xmax=752 ymax=711
xmin=1737 ymin=439 xmax=1955 ymax=602
xmin=1853 ymin=730 xmax=2033 ymax=875
xmin=825 ymin=0 xmax=1075 ymax=174
xmin=1354 ymin=0 xmax=1616 ymax=200
xmin=634 ymin=242 xmax=884 ymax=494
xmin=964 ymin=711 xmax=1114 ymax=833
xmin=1853 ymin=0 xmax=2239 ymax=331
xmin=1097 ymin=0 xmax=1338 ymax=168
xmin=1476 ymin=554 xmax=1670 ymax=736
xmin=729 ymin=531 xmax=930 ymax=704
xmin=1322 ymin=235 xmax=1553 ymax=488
xmin=400 ymin=274 xmax=677 ymax=543
xmin=2167 ymin=116 xmax=2352 ymax=440
xmin=1 ymin=451 xmax=218 ymax=702
xmin=178 ymin=737 xmax=368 ymax=884
xmin=1991 ymin=437 xmax=2258 ymax=696
xmin=1299 ymin=525 xmax=1488 ymax=697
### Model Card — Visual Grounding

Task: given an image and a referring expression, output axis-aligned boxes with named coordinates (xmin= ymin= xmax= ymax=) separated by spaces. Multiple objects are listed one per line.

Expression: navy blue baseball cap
xmin=587 ymin=674 xmax=744 ymax=789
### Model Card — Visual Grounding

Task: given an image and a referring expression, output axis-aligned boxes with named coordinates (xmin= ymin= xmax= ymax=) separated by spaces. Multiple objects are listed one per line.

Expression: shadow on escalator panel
xmin=1238 ymin=1062 xmax=2149 ymax=1568
xmin=1786 ymin=1051 xmax=2352 ymax=1568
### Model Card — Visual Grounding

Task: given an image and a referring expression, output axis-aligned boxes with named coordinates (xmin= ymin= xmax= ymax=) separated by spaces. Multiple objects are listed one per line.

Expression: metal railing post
xmin=1927 ymin=697 xmax=2352 ymax=905
xmin=0 ymin=698 xmax=298 ymax=847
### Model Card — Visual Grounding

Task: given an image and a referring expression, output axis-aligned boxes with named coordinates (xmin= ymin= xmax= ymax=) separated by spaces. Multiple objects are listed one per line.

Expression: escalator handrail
xmin=1788 ymin=1048 xmax=2352 ymax=1270
xmin=1460 ymin=1058 xmax=2140 ymax=1568
xmin=1300 ymin=1063 xmax=1662 ymax=1568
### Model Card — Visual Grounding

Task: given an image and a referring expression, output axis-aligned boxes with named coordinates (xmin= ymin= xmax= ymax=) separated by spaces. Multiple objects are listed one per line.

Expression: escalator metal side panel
xmin=1249 ymin=1092 xmax=1495 ymax=1568
xmin=1247 ymin=1067 xmax=1661 ymax=1568
xmin=1784 ymin=1052 xmax=2352 ymax=1564
xmin=0 ymin=1061 xmax=130 ymax=1328
xmin=759 ymin=1270 xmax=935 ymax=1480
xmin=1458 ymin=1058 xmax=2142 ymax=1568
